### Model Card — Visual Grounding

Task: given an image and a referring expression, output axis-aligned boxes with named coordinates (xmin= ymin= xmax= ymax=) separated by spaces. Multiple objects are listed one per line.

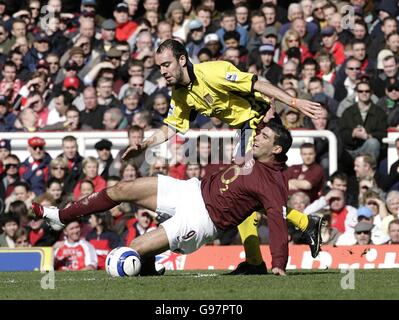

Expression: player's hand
xmin=295 ymin=99 xmax=323 ymax=119
xmin=263 ymin=98 xmax=276 ymax=123
xmin=272 ymin=267 xmax=287 ymax=276
xmin=122 ymin=143 xmax=145 ymax=161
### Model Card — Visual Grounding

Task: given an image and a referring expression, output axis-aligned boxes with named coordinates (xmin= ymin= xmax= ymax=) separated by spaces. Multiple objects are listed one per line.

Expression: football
xmin=105 ymin=247 xmax=141 ymax=277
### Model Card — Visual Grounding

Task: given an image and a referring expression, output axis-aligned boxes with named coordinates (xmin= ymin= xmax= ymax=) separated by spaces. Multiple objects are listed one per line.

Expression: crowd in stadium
xmin=0 ymin=0 xmax=399 ymax=271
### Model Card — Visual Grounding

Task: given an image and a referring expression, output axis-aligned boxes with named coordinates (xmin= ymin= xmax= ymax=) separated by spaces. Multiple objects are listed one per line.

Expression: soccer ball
xmin=105 ymin=247 xmax=141 ymax=277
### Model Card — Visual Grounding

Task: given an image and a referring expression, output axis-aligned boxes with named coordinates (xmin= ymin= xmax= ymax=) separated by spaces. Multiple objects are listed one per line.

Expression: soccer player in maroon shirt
xmin=32 ymin=122 xmax=320 ymax=275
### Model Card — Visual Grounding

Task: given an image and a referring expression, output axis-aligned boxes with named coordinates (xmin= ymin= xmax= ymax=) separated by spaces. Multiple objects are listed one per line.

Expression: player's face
xmin=155 ymin=49 xmax=185 ymax=85
xmin=252 ymin=127 xmax=279 ymax=160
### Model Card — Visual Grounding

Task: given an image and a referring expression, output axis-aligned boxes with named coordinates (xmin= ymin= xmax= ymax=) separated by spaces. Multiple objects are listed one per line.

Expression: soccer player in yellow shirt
xmin=123 ymin=39 xmax=323 ymax=275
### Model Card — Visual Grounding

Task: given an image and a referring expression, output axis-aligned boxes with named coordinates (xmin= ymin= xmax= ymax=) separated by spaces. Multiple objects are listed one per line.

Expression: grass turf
xmin=0 ymin=269 xmax=398 ymax=300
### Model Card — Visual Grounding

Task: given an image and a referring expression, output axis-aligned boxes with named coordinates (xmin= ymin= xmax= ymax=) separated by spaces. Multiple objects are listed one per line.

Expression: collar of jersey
xmin=175 ymin=61 xmax=197 ymax=89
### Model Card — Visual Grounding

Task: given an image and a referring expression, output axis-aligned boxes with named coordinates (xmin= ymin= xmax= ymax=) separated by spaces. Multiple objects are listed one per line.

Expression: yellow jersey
xmin=164 ymin=61 xmax=271 ymax=133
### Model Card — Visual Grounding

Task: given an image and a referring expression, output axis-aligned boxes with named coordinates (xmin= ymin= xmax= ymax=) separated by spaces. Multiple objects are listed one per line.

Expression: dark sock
xmin=59 ymin=189 xmax=119 ymax=224
xmin=139 ymin=256 xmax=157 ymax=276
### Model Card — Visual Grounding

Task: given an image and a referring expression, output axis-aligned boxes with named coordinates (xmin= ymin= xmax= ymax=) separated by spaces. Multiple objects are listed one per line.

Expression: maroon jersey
xmin=201 ymin=159 xmax=289 ymax=269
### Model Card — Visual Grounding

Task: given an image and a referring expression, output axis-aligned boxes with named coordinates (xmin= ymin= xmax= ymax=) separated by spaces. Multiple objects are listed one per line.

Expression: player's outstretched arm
xmin=253 ymin=80 xmax=323 ymax=119
xmin=122 ymin=125 xmax=177 ymax=161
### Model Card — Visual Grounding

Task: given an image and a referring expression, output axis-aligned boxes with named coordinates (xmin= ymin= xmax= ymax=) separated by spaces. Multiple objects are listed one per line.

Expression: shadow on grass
xmin=219 ymin=270 xmax=337 ymax=276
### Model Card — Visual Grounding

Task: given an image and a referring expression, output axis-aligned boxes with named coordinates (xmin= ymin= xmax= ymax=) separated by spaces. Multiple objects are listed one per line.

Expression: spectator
xmin=114 ymin=3 xmax=138 ymax=43
xmin=305 ymin=188 xmax=357 ymax=237
xmin=258 ymin=44 xmax=281 ymax=85
xmin=235 ymin=2 xmax=249 ymax=30
xmin=303 ymin=104 xmax=340 ymax=175
xmin=186 ymin=20 xmax=205 ymax=64
xmin=278 ymin=29 xmax=311 ymax=65
xmin=102 ymin=107 xmax=128 ymax=130
xmin=280 ymin=105 xmax=303 ymax=129
xmin=368 ymin=16 xmax=398 ymax=60
xmin=288 ymin=191 xmax=310 ymax=213
xmin=109 ymin=125 xmax=148 ymax=177
xmin=58 ymin=135 xmax=83 ymax=192
xmin=0 ymin=96 xmax=17 ymax=132
xmin=20 ymin=137 xmax=51 ymax=196
xmin=0 ymin=154 xmax=20 ymax=200
xmin=0 ymin=60 xmax=23 ymax=104
xmin=78 ymin=179 xmax=95 ymax=200
xmin=23 ymin=33 xmax=50 ymax=73
xmin=151 ymin=92 xmax=169 ymax=128
xmin=353 ymin=221 xmax=373 ymax=245
xmin=0 ymin=139 xmax=11 ymax=173
xmin=339 ymin=81 xmax=387 ymax=162
xmin=387 ymin=219 xmax=399 ymax=244
xmin=185 ymin=162 xmax=202 ymax=179
xmin=168 ymin=142 xmax=186 ymax=180
xmin=96 ymin=77 xmax=121 ymax=109
xmin=285 ymin=142 xmax=326 ymax=202
xmin=155 ymin=20 xmax=173 ymax=50
xmin=27 ymin=193 xmax=59 ymax=246
xmin=73 ymin=157 xmax=106 ymax=200
xmin=46 ymin=91 xmax=73 ymax=126
xmin=216 ymin=10 xmax=248 ymax=50
xmin=119 ymin=159 xmax=139 ymax=182
xmin=15 ymin=228 xmax=30 ymax=247
xmin=377 ymin=80 xmax=399 ymax=126
xmin=372 ymin=55 xmax=399 ymax=98
xmin=299 ymin=59 xmax=335 ymax=98
xmin=53 ymin=221 xmax=98 ymax=271
xmin=123 ymin=207 xmax=157 ymax=246
xmin=149 ymin=157 xmax=169 ymax=177
xmin=79 ymin=86 xmax=107 ymax=130
xmin=316 ymin=51 xmax=336 ymax=84
xmin=94 ymin=139 xmax=113 ymax=179
xmin=319 ymin=212 xmax=341 ymax=245
xmin=246 ymin=11 xmax=267 ymax=53
xmin=334 ymin=57 xmax=361 ymax=103
xmin=46 ymin=177 xmax=69 ymax=209
xmin=86 ymin=212 xmax=121 ymax=270
xmin=0 ymin=214 xmax=19 ymax=247
xmin=165 ymin=1 xmax=188 ymax=42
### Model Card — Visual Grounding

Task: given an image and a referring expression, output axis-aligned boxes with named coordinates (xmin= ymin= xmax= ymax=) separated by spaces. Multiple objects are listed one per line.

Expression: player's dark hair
xmin=265 ymin=121 xmax=292 ymax=156
xmin=156 ymin=39 xmax=188 ymax=62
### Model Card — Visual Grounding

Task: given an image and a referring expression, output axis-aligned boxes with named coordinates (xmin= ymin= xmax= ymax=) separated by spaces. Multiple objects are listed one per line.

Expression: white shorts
xmin=156 ymin=175 xmax=218 ymax=254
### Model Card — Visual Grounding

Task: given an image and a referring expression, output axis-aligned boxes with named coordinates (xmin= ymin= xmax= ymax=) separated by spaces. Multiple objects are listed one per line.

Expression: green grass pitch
xmin=0 ymin=269 xmax=398 ymax=300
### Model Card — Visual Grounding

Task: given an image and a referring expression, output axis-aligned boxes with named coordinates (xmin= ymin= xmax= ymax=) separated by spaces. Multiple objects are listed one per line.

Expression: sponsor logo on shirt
xmin=226 ymin=73 xmax=238 ymax=82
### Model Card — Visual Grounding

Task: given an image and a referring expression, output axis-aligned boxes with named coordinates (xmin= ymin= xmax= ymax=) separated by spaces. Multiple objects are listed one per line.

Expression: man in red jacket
xmin=33 ymin=122 xmax=321 ymax=276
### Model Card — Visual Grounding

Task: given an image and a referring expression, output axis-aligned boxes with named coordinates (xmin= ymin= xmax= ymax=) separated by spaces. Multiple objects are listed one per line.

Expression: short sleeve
xmin=207 ymin=61 xmax=256 ymax=94
xmin=163 ymin=94 xmax=192 ymax=133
